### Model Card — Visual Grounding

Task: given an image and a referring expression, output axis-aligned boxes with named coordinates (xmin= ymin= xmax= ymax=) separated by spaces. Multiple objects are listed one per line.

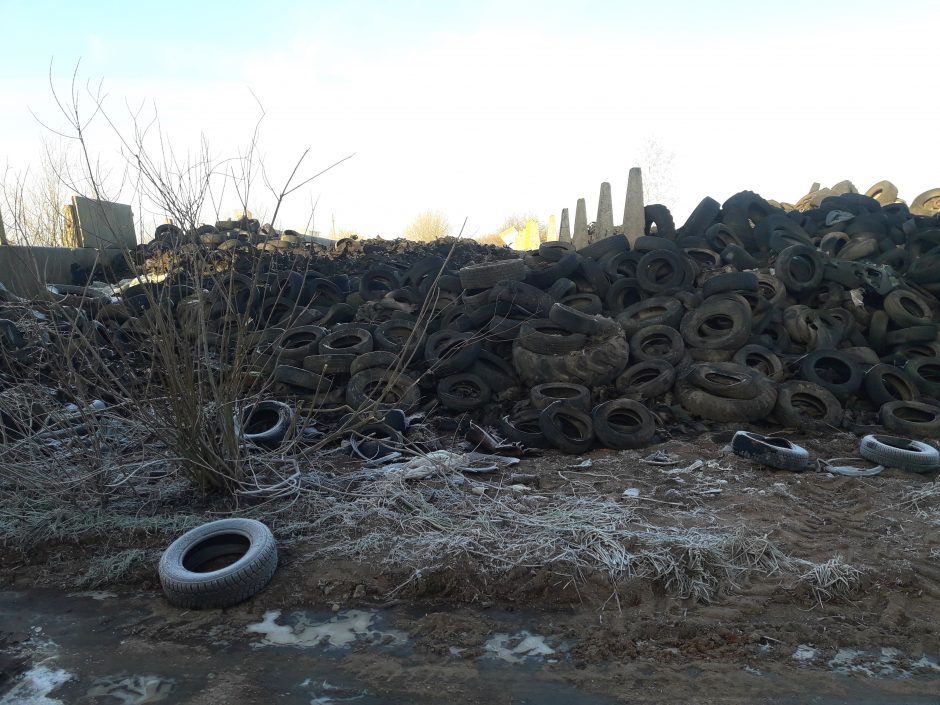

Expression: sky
xmin=2 ymin=0 xmax=939 ymax=239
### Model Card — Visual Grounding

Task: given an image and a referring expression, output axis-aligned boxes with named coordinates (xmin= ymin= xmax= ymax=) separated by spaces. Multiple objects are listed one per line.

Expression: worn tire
xmin=675 ymin=367 xmax=777 ymax=422
xmin=538 ymin=401 xmax=594 ymax=454
xmin=630 ymin=325 xmax=685 ymax=366
xmin=859 ymin=434 xmax=939 ymax=473
xmin=880 ymin=400 xmax=940 ymax=438
xmin=864 ymin=364 xmax=920 ymax=406
xmin=731 ymin=431 xmax=809 ymax=472
xmin=615 ymin=360 xmax=676 ymax=399
xmin=158 ymin=518 xmax=277 ymax=609
xmin=458 ymin=259 xmax=526 ymax=289
xmin=773 ymin=381 xmax=843 ymax=429
xmin=592 ymin=399 xmax=656 ymax=449
xmin=530 ymin=382 xmax=591 ymax=412
xmin=499 ymin=410 xmax=549 ymax=448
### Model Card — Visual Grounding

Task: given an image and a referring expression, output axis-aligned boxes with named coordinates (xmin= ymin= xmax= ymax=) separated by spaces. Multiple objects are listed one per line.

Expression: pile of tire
xmin=23 ymin=184 xmax=940 ymax=456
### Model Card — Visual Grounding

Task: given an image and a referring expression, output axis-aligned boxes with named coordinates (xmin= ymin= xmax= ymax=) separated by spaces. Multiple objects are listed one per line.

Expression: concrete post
xmin=559 ymin=208 xmax=571 ymax=244
xmin=545 ymin=214 xmax=558 ymax=242
xmin=0 ymin=207 xmax=7 ymax=246
xmin=623 ymin=167 xmax=645 ymax=247
xmin=572 ymin=198 xmax=589 ymax=250
xmin=595 ymin=182 xmax=614 ymax=242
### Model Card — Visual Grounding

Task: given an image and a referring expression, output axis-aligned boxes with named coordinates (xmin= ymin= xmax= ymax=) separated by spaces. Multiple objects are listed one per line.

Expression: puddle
xmin=826 ymin=648 xmax=940 ymax=679
xmin=247 ymin=610 xmax=408 ymax=649
xmin=0 ymin=661 xmax=72 ymax=705
xmin=792 ymin=645 xmax=818 ymax=662
xmin=301 ymin=679 xmax=368 ymax=704
xmin=482 ymin=631 xmax=559 ymax=663
xmin=85 ymin=675 xmax=175 ymax=704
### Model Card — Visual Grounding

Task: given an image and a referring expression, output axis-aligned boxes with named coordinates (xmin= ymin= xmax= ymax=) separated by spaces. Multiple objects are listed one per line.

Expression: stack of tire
xmin=47 ymin=183 xmax=940 ymax=455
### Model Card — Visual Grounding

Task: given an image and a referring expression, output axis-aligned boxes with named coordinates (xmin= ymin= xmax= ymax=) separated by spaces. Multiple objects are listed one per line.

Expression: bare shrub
xmin=403 ymin=210 xmax=451 ymax=242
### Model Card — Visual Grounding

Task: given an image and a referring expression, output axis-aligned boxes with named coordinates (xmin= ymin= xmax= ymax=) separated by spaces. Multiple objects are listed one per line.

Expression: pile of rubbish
xmin=3 ymin=182 xmax=940 ymax=460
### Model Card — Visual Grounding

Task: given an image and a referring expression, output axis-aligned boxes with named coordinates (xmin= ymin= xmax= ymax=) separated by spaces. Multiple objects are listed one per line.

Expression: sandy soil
xmin=2 ymin=430 xmax=939 ymax=703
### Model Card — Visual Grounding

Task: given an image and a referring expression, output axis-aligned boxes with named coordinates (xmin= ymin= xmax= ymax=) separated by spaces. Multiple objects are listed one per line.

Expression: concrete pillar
xmin=595 ymin=182 xmax=614 ymax=242
xmin=0 ymin=207 xmax=7 ymax=246
xmin=623 ymin=167 xmax=645 ymax=247
xmin=545 ymin=214 xmax=558 ymax=242
xmin=559 ymin=208 xmax=571 ymax=244
xmin=572 ymin=198 xmax=589 ymax=250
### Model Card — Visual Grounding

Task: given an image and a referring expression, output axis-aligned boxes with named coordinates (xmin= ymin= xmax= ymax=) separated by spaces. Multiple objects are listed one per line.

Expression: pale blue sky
xmin=2 ymin=0 xmax=939 ymax=237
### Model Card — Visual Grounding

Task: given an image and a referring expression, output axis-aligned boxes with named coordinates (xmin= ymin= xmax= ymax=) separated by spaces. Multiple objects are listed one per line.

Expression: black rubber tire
xmin=634 ymin=235 xmax=679 ymax=253
xmin=731 ymin=431 xmax=809 ymax=472
xmin=732 ymin=344 xmax=785 ymax=382
xmin=680 ymin=298 xmax=752 ymax=351
xmin=488 ymin=280 xmax=555 ymax=316
xmin=549 ymin=302 xmax=605 ymax=335
xmin=319 ymin=327 xmax=374 ymax=356
xmin=799 ymin=350 xmax=863 ymax=400
xmin=605 ymin=278 xmax=644 ymax=314
xmin=303 ymin=353 xmax=354 ymax=375
xmin=518 ymin=319 xmax=586 ymax=354
xmin=617 ymin=296 xmax=685 ymax=338
xmin=578 ymin=258 xmax=611 ymax=298
xmin=237 ymin=400 xmax=294 ymax=447
xmin=158 ymin=518 xmax=277 ymax=609
xmin=547 ymin=278 xmax=578 ymax=300
xmin=592 ymin=399 xmax=656 ymax=449
xmin=629 ymin=325 xmax=685 ymax=366
xmin=884 ymin=290 xmax=933 ymax=328
xmin=702 ymin=272 xmax=758 ymax=299
xmin=904 ymin=357 xmax=940 ymax=397
xmin=579 ymin=234 xmax=629 ymax=261
xmin=437 ymin=373 xmax=491 ymax=412
xmin=859 ymin=434 xmax=940 ymax=473
xmin=773 ymin=381 xmax=843 ymax=429
xmin=273 ymin=365 xmax=329 ymax=392
xmin=499 ymin=410 xmax=550 ymax=448
xmin=615 ymin=360 xmax=676 ymax=399
xmin=636 ymin=250 xmax=689 ymax=294
xmin=469 ymin=349 xmax=518 ymax=390
xmin=538 ymin=401 xmax=594 ymax=454
xmin=425 ymin=330 xmax=481 ymax=375
xmin=277 ymin=325 xmax=328 ymax=361
xmin=775 ymin=245 xmax=824 ymax=295
xmin=346 ymin=369 xmax=420 ymax=411
xmin=530 ymin=382 xmax=591 ymax=412
xmin=561 ymin=292 xmax=603 ymax=315
xmin=375 ymin=318 xmax=424 ymax=356
xmin=349 ymin=422 xmax=404 ymax=460
xmin=678 ymin=197 xmax=721 ymax=239
xmin=539 ymin=241 xmax=573 ymax=262
xmin=687 ymin=361 xmax=760 ymax=400
xmin=644 ymin=204 xmax=676 ymax=239
xmin=880 ymin=400 xmax=940 ymax=438
xmin=675 ymin=366 xmax=777 ymax=422
xmin=526 ymin=251 xmax=581 ymax=289
xmin=359 ymin=266 xmax=401 ymax=301
xmin=886 ymin=325 xmax=938 ymax=347
xmin=349 ymin=350 xmax=400 ymax=376
xmin=458 ymin=259 xmax=526 ymax=289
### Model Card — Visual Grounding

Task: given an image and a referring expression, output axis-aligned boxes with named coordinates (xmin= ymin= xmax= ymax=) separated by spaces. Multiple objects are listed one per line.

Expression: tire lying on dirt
xmin=512 ymin=324 xmax=629 ymax=387
xmin=731 ymin=430 xmax=809 ymax=471
xmin=236 ymin=400 xmax=294 ymax=447
xmin=880 ymin=400 xmax=940 ymax=438
xmin=675 ymin=362 xmax=777 ymax=422
xmin=859 ymin=434 xmax=940 ymax=473
xmin=159 ymin=518 xmax=278 ymax=609
xmin=538 ymin=401 xmax=594 ymax=454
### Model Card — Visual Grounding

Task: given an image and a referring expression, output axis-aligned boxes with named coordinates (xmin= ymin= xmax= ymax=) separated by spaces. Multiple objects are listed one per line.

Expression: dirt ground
xmin=2 ymin=430 xmax=940 ymax=704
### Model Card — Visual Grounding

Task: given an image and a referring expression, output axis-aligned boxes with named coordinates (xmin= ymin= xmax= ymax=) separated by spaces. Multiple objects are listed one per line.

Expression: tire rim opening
xmin=183 ymin=533 xmax=250 ymax=573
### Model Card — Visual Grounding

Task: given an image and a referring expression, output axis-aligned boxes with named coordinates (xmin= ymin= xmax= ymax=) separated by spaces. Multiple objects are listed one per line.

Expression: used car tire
xmin=731 ymin=431 xmax=809 ymax=472
xmin=773 ymin=381 xmax=843 ymax=429
xmin=158 ymin=518 xmax=277 ymax=609
xmin=880 ymin=400 xmax=940 ymax=438
xmin=538 ymin=401 xmax=594 ymax=454
xmin=592 ymin=399 xmax=656 ymax=449
xmin=859 ymin=434 xmax=940 ymax=473
xmin=530 ymin=382 xmax=591 ymax=412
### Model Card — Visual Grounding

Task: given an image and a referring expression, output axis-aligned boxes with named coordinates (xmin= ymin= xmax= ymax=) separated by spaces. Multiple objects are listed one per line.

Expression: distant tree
xmin=404 ymin=210 xmax=451 ymax=242
xmin=0 ymin=143 xmax=71 ymax=246
xmin=639 ymin=137 xmax=676 ymax=207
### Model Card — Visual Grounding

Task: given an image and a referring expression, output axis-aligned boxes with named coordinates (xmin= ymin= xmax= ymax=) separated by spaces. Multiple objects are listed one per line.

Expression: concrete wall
xmin=0 ymin=246 xmax=127 ymax=295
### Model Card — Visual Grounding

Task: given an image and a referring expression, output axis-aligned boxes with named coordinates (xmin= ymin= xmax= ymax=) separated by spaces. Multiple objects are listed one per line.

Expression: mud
xmin=2 ymin=434 xmax=939 ymax=703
